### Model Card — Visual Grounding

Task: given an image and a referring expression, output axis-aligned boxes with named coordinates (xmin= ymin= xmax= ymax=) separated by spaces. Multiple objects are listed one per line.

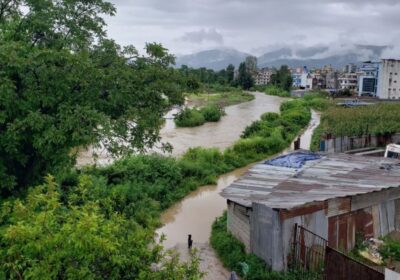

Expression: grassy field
xmin=187 ymin=91 xmax=255 ymax=108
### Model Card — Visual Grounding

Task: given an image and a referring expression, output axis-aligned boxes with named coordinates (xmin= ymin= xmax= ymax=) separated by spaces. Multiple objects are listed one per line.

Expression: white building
xmin=338 ymin=73 xmax=358 ymax=91
xmin=377 ymin=59 xmax=400 ymax=99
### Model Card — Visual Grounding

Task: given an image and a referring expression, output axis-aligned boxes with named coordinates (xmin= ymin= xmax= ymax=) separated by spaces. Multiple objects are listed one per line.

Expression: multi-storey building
xmin=254 ymin=68 xmax=274 ymax=85
xmin=377 ymin=59 xmax=400 ymax=99
xmin=343 ymin=63 xmax=357 ymax=74
xmin=326 ymin=71 xmax=339 ymax=89
xmin=358 ymin=61 xmax=379 ymax=97
xmin=339 ymin=73 xmax=358 ymax=91
xmin=291 ymin=66 xmax=308 ymax=88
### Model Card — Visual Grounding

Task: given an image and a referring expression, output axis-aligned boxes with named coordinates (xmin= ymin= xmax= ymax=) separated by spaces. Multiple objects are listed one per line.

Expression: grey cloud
xmin=106 ymin=0 xmax=400 ymax=57
xmin=180 ymin=28 xmax=223 ymax=44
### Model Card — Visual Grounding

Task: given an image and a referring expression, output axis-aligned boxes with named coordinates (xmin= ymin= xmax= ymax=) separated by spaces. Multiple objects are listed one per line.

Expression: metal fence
xmin=290 ymin=223 xmax=327 ymax=279
xmin=324 ymin=246 xmax=384 ymax=280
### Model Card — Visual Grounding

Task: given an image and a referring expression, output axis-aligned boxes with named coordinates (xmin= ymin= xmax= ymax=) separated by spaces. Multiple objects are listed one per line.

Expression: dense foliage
xmin=237 ymin=62 xmax=255 ymax=90
xmin=0 ymin=0 xmax=186 ymax=196
xmin=178 ymin=64 xmax=236 ymax=89
xmin=0 ymin=174 xmax=203 ymax=279
xmin=270 ymin=65 xmax=293 ymax=92
xmin=264 ymin=85 xmax=291 ymax=97
xmin=379 ymin=238 xmax=400 ymax=262
xmin=187 ymin=91 xmax=254 ymax=108
xmin=0 ymin=98 xmax=311 ymax=278
xmin=319 ymin=103 xmax=400 ymax=137
xmin=174 ymin=105 xmax=225 ymax=127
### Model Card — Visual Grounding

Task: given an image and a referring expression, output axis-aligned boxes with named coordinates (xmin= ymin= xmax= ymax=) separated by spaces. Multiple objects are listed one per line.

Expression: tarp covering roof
xmin=221 ymin=152 xmax=400 ymax=210
xmin=264 ymin=151 xmax=321 ymax=169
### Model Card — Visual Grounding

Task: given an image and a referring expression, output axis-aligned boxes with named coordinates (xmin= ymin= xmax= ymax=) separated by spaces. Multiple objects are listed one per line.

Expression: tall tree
xmin=226 ymin=64 xmax=235 ymax=84
xmin=237 ymin=62 xmax=254 ymax=90
xmin=245 ymin=56 xmax=258 ymax=74
xmin=271 ymin=65 xmax=293 ymax=91
xmin=0 ymin=1 xmax=185 ymax=195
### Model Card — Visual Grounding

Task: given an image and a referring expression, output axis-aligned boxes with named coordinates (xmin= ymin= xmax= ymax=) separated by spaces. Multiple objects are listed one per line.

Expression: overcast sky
xmin=105 ymin=0 xmax=400 ymax=57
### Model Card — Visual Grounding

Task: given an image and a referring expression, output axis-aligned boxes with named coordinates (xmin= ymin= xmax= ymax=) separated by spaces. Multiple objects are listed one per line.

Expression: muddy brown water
xmin=76 ymin=93 xmax=320 ymax=279
xmin=157 ymin=109 xmax=320 ymax=249
xmin=76 ymin=92 xmax=285 ymax=165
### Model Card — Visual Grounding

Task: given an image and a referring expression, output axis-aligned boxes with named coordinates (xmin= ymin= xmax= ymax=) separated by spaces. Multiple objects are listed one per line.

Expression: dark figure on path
xmin=188 ymin=234 xmax=193 ymax=249
xmin=229 ymin=271 xmax=238 ymax=280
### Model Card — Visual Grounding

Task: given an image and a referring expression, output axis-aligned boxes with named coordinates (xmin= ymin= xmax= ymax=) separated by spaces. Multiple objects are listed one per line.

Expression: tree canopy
xmin=0 ymin=0 xmax=185 ymax=195
xmin=237 ymin=62 xmax=254 ymax=90
xmin=270 ymin=65 xmax=292 ymax=92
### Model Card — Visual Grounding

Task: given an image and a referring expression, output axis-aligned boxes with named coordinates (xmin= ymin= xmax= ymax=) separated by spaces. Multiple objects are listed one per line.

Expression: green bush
xmin=175 ymin=108 xmax=206 ymax=127
xmin=174 ymin=105 xmax=224 ymax=127
xmin=200 ymin=104 xmax=225 ymax=122
xmin=264 ymin=85 xmax=291 ymax=97
xmin=379 ymin=239 xmax=400 ymax=262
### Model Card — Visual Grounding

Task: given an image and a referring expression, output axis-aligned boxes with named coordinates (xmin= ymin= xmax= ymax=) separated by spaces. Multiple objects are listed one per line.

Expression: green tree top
xmin=0 ymin=1 xmax=185 ymax=195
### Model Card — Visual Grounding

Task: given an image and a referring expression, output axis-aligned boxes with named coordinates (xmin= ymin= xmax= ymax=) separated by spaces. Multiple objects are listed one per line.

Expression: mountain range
xmin=175 ymin=45 xmax=389 ymax=70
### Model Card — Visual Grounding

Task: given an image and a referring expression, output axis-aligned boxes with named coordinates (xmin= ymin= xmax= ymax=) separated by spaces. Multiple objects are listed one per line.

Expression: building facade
xmin=377 ymin=59 xmax=400 ymax=99
xmin=254 ymin=68 xmax=274 ymax=85
xmin=339 ymin=73 xmax=358 ymax=91
xmin=358 ymin=61 xmax=380 ymax=97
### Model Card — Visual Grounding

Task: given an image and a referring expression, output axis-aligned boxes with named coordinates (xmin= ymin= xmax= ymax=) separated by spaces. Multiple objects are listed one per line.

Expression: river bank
xmin=156 ymin=109 xmax=320 ymax=279
xmin=76 ymin=91 xmax=285 ymax=165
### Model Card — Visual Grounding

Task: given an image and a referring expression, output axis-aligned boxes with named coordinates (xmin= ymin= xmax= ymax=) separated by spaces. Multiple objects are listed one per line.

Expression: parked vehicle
xmin=384 ymin=144 xmax=400 ymax=159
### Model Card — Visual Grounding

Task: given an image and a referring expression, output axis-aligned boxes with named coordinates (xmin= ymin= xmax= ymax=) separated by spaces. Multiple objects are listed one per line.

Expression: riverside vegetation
xmin=174 ymin=104 xmax=225 ymax=127
xmin=176 ymin=88 xmax=254 ymax=128
xmin=0 ymin=97 xmax=311 ymax=278
xmin=310 ymin=98 xmax=400 ymax=151
xmin=0 ymin=0 xmax=316 ymax=278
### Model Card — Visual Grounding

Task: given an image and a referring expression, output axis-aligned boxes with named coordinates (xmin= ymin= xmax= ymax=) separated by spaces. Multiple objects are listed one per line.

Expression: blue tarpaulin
xmin=264 ymin=152 xmax=321 ymax=169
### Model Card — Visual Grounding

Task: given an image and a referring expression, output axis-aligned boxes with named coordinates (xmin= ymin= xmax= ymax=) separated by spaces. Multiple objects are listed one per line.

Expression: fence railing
xmin=290 ymin=223 xmax=327 ymax=278
xmin=325 ymin=246 xmax=384 ymax=280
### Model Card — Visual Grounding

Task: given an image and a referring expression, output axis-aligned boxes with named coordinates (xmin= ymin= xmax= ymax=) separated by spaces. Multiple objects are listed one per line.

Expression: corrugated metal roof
xmin=221 ymin=152 xmax=400 ymax=210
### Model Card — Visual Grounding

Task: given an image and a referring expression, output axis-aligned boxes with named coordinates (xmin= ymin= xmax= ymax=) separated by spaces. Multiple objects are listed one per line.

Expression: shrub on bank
xmin=175 ymin=108 xmax=206 ymax=127
xmin=175 ymin=105 xmax=224 ymax=127
xmin=264 ymin=85 xmax=291 ymax=97
xmin=200 ymin=104 xmax=225 ymax=122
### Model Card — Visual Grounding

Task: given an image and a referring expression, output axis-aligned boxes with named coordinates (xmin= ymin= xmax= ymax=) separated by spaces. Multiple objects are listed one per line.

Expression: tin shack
xmin=221 ymin=151 xmax=400 ymax=271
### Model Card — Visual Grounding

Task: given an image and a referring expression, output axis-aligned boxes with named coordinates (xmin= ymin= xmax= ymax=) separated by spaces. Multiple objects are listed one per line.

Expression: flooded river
xmin=157 ymin=109 xmax=320 ymax=248
xmin=76 ymin=93 xmax=320 ymax=279
xmin=76 ymin=92 xmax=284 ymax=165
xmin=160 ymin=92 xmax=284 ymax=156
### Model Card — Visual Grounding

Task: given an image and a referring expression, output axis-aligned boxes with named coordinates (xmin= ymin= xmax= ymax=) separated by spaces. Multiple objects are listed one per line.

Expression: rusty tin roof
xmin=221 ymin=152 xmax=400 ymax=209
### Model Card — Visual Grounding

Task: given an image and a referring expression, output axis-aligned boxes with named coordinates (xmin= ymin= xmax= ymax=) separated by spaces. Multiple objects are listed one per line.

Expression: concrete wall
xmin=227 ymin=201 xmax=251 ymax=252
xmin=377 ymin=59 xmax=400 ymax=99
